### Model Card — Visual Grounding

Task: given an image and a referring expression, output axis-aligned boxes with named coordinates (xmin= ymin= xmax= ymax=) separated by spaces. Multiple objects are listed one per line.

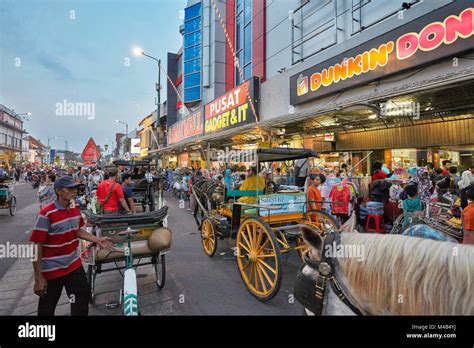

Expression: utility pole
xmin=156 ymin=59 xmax=161 ymax=166
xmin=65 ymin=140 xmax=68 ymax=166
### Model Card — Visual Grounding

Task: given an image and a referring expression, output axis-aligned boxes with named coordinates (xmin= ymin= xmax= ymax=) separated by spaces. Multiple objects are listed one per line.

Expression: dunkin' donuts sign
xmin=290 ymin=1 xmax=474 ymax=105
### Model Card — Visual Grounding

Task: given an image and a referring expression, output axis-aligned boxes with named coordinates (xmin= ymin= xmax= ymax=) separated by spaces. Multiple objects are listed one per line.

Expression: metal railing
xmin=351 ymin=0 xmax=422 ymax=36
xmin=291 ymin=0 xmax=339 ymax=65
xmin=290 ymin=0 xmax=422 ymax=65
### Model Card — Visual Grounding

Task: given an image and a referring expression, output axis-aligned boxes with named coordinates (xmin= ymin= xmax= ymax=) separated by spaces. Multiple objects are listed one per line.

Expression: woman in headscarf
xmin=459 ymin=166 xmax=474 ymax=208
xmin=458 ymin=168 xmax=474 ymax=190
xmin=412 ymin=167 xmax=433 ymax=204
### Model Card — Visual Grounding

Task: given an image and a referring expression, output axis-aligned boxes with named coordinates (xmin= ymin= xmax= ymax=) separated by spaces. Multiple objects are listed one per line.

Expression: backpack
xmin=295 ymin=159 xmax=307 ymax=178
xmin=95 ymin=182 xmax=117 ymax=214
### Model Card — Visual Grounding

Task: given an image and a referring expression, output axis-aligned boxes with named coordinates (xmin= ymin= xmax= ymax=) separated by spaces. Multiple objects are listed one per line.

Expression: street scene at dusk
xmin=1 ymin=0 xmax=473 ymax=345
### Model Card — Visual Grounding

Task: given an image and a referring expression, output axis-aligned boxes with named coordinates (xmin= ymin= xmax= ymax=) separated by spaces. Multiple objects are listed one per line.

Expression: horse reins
xmin=294 ymin=232 xmax=365 ymax=316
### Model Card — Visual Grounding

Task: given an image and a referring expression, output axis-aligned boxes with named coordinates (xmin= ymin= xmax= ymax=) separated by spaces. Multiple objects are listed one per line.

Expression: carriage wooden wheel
xmin=297 ymin=209 xmax=340 ymax=260
xmin=201 ymin=218 xmax=218 ymax=257
xmin=236 ymin=217 xmax=282 ymax=302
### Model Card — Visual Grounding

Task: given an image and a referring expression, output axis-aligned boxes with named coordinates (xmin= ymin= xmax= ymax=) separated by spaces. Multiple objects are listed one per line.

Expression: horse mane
xmin=337 ymin=233 xmax=474 ymax=315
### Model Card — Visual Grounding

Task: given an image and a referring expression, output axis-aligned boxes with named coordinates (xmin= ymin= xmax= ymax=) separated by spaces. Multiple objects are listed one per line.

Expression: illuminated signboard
xmin=167 ymin=108 xmax=204 ymax=145
xmin=290 ymin=1 xmax=474 ymax=105
xmin=204 ymin=77 xmax=259 ymax=134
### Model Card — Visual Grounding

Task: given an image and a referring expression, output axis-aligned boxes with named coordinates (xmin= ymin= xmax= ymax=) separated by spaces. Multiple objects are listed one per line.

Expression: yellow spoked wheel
xmin=298 ymin=210 xmax=340 ymax=261
xmin=201 ymin=218 xmax=218 ymax=257
xmin=236 ymin=217 xmax=282 ymax=302
xmin=306 ymin=209 xmax=340 ymax=235
xmin=295 ymin=236 xmax=309 ymax=262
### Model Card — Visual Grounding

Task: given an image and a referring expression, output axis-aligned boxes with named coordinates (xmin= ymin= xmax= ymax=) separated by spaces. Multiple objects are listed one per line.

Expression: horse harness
xmin=294 ymin=232 xmax=365 ymax=316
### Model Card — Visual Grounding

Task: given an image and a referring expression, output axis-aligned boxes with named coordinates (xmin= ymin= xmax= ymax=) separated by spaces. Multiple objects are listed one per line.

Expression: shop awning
xmin=259 ymin=79 xmax=474 ymax=138
xmin=154 ymin=79 xmax=474 ymax=155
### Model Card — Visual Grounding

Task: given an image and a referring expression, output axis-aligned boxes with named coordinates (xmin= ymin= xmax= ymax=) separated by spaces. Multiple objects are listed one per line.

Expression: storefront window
xmin=183 ymin=2 xmax=202 ymax=103
xmin=391 ymin=149 xmax=417 ymax=169
xmin=235 ymin=0 xmax=251 ymax=86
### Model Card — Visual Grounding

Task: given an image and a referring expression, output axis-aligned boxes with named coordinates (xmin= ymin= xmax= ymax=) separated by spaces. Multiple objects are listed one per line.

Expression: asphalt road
xmin=0 ymin=181 xmax=39 ymax=278
xmin=163 ymin=192 xmax=302 ymax=315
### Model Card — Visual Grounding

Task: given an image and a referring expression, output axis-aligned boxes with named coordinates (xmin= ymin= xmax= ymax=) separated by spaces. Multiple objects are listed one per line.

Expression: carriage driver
xmin=238 ymin=166 xmax=265 ymax=204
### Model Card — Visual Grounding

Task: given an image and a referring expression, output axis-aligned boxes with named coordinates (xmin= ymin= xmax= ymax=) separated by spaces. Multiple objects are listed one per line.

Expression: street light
xmin=115 ymin=120 xmax=129 ymax=138
xmin=133 ymin=47 xmax=161 ymax=125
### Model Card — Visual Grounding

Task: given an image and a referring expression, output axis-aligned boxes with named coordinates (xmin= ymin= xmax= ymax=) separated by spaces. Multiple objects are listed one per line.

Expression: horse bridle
xmin=294 ymin=232 xmax=365 ymax=316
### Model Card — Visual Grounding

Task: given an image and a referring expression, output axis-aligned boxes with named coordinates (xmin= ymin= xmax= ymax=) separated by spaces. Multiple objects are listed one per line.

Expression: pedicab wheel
xmin=86 ymin=265 xmax=97 ymax=304
xmin=236 ymin=217 xmax=282 ymax=302
xmin=152 ymin=253 xmax=166 ymax=289
xmin=9 ymin=196 xmax=17 ymax=216
xmin=200 ymin=218 xmax=218 ymax=257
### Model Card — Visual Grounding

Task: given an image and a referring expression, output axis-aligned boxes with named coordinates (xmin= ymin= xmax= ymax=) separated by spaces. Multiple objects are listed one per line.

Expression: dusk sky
xmin=0 ymin=0 xmax=186 ymax=153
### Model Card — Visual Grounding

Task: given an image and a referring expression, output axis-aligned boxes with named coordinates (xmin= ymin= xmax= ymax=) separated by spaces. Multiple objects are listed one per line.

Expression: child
xmin=462 ymin=187 xmax=474 ymax=244
xmin=402 ymin=184 xmax=424 ymax=214
xmin=307 ymin=174 xmax=324 ymax=222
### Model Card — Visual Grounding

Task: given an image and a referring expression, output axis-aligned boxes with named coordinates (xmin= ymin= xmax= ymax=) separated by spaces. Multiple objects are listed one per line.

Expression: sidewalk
xmin=0 ymin=255 xmax=178 ymax=316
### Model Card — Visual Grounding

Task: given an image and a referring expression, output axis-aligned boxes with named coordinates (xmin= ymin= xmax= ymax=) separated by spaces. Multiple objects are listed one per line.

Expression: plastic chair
xmin=366 ymin=214 xmax=385 ymax=233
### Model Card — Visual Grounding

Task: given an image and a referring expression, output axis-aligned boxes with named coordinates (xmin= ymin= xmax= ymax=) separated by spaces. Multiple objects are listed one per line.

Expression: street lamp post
xmin=16 ymin=112 xmax=31 ymax=163
xmin=133 ymin=48 xmax=161 ymax=124
xmin=116 ymin=120 xmax=129 ymax=157
xmin=133 ymin=47 xmax=162 ymax=165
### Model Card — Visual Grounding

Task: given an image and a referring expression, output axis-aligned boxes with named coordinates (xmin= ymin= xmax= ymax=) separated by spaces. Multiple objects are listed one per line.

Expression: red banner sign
xmin=81 ymin=138 xmax=101 ymax=165
xmin=167 ymin=109 xmax=204 ymax=145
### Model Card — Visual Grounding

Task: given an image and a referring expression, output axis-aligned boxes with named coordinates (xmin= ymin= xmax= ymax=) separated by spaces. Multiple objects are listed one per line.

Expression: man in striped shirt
xmin=30 ymin=175 xmax=113 ymax=315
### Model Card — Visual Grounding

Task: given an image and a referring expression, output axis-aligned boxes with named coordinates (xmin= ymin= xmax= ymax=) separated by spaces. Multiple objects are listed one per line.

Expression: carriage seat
xmin=95 ymin=227 xmax=172 ymax=263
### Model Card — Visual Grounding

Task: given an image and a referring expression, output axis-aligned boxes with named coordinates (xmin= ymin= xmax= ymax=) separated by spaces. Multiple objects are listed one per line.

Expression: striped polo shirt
xmin=30 ymin=200 xmax=85 ymax=280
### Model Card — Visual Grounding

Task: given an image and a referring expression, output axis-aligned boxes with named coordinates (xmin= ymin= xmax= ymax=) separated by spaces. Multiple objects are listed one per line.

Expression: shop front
xmin=260 ymin=1 xmax=474 ymax=180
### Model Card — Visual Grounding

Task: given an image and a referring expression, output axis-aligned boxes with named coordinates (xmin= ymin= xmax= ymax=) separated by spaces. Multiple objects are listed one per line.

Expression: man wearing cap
xmin=30 ymin=175 xmax=114 ymax=315
xmin=96 ymin=166 xmax=131 ymax=213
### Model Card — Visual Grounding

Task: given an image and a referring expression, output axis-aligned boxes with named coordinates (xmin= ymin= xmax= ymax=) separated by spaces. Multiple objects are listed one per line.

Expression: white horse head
xmin=300 ymin=225 xmax=474 ymax=315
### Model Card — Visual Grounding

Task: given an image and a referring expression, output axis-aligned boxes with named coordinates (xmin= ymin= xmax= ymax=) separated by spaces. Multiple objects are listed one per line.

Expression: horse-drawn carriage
xmin=191 ymin=148 xmax=339 ymax=301
xmin=0 ymin=176 xmax=17 ymax=216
